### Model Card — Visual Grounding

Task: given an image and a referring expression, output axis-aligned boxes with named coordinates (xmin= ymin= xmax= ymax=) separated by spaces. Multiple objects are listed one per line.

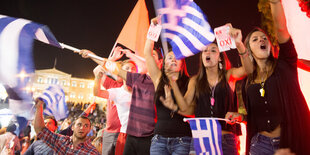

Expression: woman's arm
xmin=269 ymin=0 xmax=290 ymax=44
xmin=226 ymin=24 xmax=254 ymax=79
xmin=161 ymin=76 xmax=196 ymax=115
xmin=144 ymin=38 xmax=161 ymax=88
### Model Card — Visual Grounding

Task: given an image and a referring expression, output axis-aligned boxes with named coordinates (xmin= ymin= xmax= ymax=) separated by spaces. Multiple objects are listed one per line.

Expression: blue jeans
xmin=189 ymin=133 xmax=239 ymax=155
xmin=250 ymin=133 xmax=280 ymax=155
xmin=150 ymin=134 xmax=191 ymax=155
xmin=222 ymin=133 xmax=239 ymax=155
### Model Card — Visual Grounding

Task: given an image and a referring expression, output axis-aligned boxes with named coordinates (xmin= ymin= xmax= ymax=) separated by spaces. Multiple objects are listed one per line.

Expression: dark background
xmin=0 ymin=0 xmax=260 ymax=78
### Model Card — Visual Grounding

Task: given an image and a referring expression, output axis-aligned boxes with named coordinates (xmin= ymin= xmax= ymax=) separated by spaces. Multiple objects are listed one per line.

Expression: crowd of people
xmin=0 ymin=0 xmax=310 ymax=155
xmin=0 ymin=100 xmax=106 ymax=154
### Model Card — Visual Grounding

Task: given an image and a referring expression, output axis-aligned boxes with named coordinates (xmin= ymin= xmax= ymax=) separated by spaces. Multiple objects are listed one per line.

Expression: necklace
xmin=210 ymin=79 xmax=218 ymax=106
xmin=259 ymin=69 xmax=268 ymax=97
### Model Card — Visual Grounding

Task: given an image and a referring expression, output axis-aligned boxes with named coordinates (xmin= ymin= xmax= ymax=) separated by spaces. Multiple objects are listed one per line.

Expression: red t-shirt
xmin=99 ymin=76 xmax=123 ymax=133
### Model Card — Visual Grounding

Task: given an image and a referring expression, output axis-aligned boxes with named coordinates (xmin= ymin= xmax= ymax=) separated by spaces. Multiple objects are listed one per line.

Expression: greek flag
xmin=184 ymin=118 xmax=223 ymax=155
xmin=0 ymin=14 xmax=61 ymax=134
xmin=155 ymin=0 xmax=215 ymax=59
xmin=0 ymin=14 xmax=61 ymax=90
xmin=39 ymin=85 xmax=69 ymax=121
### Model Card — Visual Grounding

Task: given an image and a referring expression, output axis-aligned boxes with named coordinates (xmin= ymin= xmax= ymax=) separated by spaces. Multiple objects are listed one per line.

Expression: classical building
xmin=30 ymin=67 xmax=104 ymax=104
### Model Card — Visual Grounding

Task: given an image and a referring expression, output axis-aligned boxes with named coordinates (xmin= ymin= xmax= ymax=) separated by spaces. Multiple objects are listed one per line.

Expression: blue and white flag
xmin=184 ymin=118 xmax=223 ymax=155
xmin=0 ymin=14 xmax=61 ymax=90
xmin=0 ymin=14 xmax=62 ymax=134
xmin=154 ymin=0 xmax=215 ymax=59
xmin=39 ymin=85 xmax=69 ymax=121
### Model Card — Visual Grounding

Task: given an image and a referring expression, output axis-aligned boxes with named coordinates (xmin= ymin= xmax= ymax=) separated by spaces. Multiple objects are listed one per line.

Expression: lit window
xmin=37 ymin=77 xmax=43 ymax=83
xmin=78 ymin=94 xmax=84 ymax=99
xmin=88 ymin=82 xmax=94 ymax=88
xmin=62 ymin=80 xmax=66 ymax=86
xmin=72 ymin=81 xmax=77 ymax=87
xmin=80 ymin=82 xmax=85 ymax=88
xmin=70 ymin=93 xmax=75 ymax=98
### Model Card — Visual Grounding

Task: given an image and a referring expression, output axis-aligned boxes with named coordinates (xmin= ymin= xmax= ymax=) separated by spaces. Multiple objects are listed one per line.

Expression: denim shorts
xmin=250 ymin=133 xmax=280 ymax=155
xmin=150 ymin=134 xmax=192 ymax=155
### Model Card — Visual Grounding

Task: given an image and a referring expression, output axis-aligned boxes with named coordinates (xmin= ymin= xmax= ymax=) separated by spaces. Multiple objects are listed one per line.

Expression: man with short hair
xmin=33 ymin=98 xmax=99 ymax=155
xmin=24 ymin=116 xmax=57 ymax=155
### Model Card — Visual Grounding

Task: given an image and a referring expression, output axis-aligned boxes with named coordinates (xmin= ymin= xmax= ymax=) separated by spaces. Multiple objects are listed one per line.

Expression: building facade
xmin=30 ymin=68 xmax=104 ymax=104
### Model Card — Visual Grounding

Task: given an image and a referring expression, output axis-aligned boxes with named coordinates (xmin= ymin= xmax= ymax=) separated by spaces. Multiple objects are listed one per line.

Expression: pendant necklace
xmin=210 ymin=79 xmax=218 ymax=106
xmin=259 ymin=69 xmax=268 ymax=97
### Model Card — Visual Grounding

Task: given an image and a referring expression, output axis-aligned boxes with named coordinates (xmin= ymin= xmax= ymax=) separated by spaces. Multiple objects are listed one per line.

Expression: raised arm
xmin=34 ymin=98 xmax=45 ymax=134
xmin=227 ymin=24 xmax=254 ymax=79
xmin=79 ymin=47 xmax=128 ymax=80
xmin=144 ymin=38 xmax=162 ymax=87
xmin=122 ymin=49 xmax=147 ymax=74
xmin=269 ymin=0 xmax=290 ymax=43
xmin=144 ymin=18 xmax=162 ymax=87
xmin=93 ymin=66 xmax=109 ymax=99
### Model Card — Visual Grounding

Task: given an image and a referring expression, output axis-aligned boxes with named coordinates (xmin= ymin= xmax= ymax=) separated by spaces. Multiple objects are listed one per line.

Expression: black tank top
xmin=154 ymin=91 xmax=192 ymax=137
xmin=195 ymin=80 xmax=241 ymax=135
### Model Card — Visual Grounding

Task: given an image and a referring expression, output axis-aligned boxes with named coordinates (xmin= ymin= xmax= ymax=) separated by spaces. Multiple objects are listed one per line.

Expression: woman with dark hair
xmin=160 ymin=37 xmax=252 ymax=154
xmin=226 ymin=1 xmax=310 ymax=154
xmin=145 ymin=19 xmax=193 ymax=155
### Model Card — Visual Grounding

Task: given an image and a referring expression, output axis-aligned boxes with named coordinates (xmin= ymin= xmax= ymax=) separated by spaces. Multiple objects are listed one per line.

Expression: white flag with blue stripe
xmin=184 ymin=118 xmax=223 ymax=155
xmin=0 ymin=14 xmax=62 ymax=134
xmin=154 ymin=0 xmax=215 ymax=59
xmin=0 ymin=14 xmax=61 ymax=90
xmin=39 ymin=85 xmax=68 ymax=121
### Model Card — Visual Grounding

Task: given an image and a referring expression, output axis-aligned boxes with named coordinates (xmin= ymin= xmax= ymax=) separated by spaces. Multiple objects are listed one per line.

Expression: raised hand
xmin=159 ymin=85 xmax=178 ymax=111
xmin=227 ymin=23 xmax=243 ymax=45
xmin=109 ymin=46 xmax=124 ymax=61
xmin=78 ymin=49 xmax=96 ymax=58
xmin=93 ymin=65 xmax=106 ymax=77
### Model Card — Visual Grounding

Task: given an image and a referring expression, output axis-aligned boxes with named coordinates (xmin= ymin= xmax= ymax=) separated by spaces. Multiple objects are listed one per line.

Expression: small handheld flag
xmin=184 ymin=117 xmax=223 ymax=155
xmin=39 ymin=85 xmax=69 ymax=121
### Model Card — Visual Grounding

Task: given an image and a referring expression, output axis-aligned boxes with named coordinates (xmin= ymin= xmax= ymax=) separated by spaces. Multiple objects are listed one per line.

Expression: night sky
xmin=0 ymin=0 xmax=260 ymax=79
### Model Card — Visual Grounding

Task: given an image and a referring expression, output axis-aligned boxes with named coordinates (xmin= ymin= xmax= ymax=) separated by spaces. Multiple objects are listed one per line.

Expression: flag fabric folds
xmin=39 ymin=85 xmax=69 ymax=121
xmin=0 ymin=14 xmax=61 ymax=93
xmin=155 ymin=0 xmax=215 ymax=59
xmin=0 ymin=14 xmax=62 ymax=133
xmin=184 ymin=118 xmax=223 ymax=155
xmin=115 ymin=0 xmax=149 ymax=57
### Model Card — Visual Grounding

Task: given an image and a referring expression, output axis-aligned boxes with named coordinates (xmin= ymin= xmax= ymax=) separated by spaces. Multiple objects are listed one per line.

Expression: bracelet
xmin=170 ymin=105 xmax=179 ymax=118
xmin=238 ymin=50 xmax=248 ymax=56
xmin=173 ymin=105 xmax=179 ymax=113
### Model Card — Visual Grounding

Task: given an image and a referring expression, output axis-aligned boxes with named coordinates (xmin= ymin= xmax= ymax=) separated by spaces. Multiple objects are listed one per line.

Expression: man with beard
xmin=33 ymin=98 xmax=99 ymax=155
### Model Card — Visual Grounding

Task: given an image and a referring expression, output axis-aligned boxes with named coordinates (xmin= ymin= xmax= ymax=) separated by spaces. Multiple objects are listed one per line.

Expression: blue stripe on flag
xmin=185 ymin=118 xmax=223 ymax=155
xmin=155 ymin=0 xmax=215 ymax=59
xmin=41 ymin=85 xmax=68 ymax=121
xmin=0 ymin=17 xmax=15 ymax=33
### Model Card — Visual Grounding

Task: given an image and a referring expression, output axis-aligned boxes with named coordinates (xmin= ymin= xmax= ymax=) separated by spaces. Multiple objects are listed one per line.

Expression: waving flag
xmin=0 ymin=15 xmax=61 ymax=89
xmin=39 ymin=85 xmax=69 ymax=121
xmin=184 ymin=118 xmax=223 ymax=155
xmin=115 ymin=0 xmax=149 ymax=57
xmin=0 ymin=14 xmax=62 ymax=133
xmin=154 ymin=0 xmax=215 ymax=59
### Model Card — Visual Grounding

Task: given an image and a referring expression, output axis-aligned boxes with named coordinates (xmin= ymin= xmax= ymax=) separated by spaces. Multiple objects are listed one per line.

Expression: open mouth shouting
xmin=206 ymin=56 xmax=211 ymax=61
xmin=260 ymin=44 xmax=266 ymax=50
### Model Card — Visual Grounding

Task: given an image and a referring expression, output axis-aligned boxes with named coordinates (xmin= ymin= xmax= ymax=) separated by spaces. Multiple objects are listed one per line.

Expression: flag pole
xmin=183 ymin=117 xmax=241 ymax=124
xmin=152 ymin=0 xmax=168 ymax=56
xmin=59 ymin=43 xmax=105 ymax=61
xmin=108 ymin=42 xmax=117 ymax=60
